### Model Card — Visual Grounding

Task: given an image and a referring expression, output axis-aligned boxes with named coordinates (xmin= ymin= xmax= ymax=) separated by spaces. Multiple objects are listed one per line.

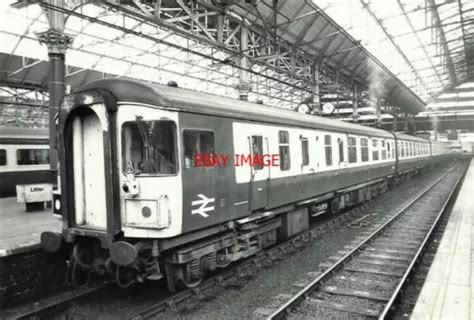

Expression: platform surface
xmin=0 ymin=197 xmax=61 ymax=257
xmin=411 ymin=159 xmax=474 ymax=319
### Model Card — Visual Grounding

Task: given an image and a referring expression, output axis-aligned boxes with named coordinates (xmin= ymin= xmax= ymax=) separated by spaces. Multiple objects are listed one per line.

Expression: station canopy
xmin=0 ymin=0 xmax=473 ymax=115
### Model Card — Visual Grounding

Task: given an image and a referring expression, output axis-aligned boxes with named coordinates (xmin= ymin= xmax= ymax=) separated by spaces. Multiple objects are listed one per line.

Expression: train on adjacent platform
xmin=41 ymin=79 xmax=453 ymax=289
xmin=0 ymin=127 xmax=52 ymax=197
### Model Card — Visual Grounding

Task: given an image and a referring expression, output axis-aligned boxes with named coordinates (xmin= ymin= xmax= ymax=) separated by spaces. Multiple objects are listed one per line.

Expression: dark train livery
xmin=0 ymin=127 xmax=52 ymax=197
xmin=41 ymin=79 xmax=452 ymax=289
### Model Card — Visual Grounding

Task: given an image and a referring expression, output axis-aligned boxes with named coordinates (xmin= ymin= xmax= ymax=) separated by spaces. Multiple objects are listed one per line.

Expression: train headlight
xmin=52 ymin=191 xmax=61 ymax=216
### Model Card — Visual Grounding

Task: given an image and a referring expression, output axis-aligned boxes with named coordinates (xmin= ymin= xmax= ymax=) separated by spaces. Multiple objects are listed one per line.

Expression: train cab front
xmin=41 ymin=88 xmax=182 ymax=287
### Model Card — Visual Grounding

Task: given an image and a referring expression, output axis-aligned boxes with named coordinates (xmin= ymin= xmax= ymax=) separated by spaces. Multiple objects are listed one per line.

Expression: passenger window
xmin=0 ymin=149 xmax=6 ymax=166
xmin=324 ymin=135 xmax=332 ymax=166
xmin=16 ymin=149 xmax=49 ymax=165
xmin=301 ymin=137 xmax=309 ymax=166
xmin=348 ymin=137 xmax=357 ymax=163
xmin=279 ymin=131 xmax=291 ymax=171
xmin=401 ymin=142 xmax=405 ymax=158
xmin=372 ymin=139 xmax=379 ymax=161
xmin=252 ymin=135 xmax=263 ymax=170
xmin=183 ymin=130 xmax=214 ymax=169
xmin=381 ymin=140 xmax=387 ymax=160
xmin=122 ymin=120 xmax=178 ymax=174
xmin=338 ymin=138 xmax=344 ymax=163
xmin=361 ymin=138 xmax=369 ymax=162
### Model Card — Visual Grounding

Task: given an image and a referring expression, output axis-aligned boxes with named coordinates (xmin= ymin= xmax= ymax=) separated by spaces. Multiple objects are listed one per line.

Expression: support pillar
xmin=35 ymin=0 xmax=74 ymax=173
xmin=311 ymin=64 xmax=320 ymax=114
xmin=352 ymin=84 xmax=359 ymax=121
xmin=404 ymin=112 xmax=409 ymax=133
xmin=411 ymin=114 xmax=417 ymax=135
xmin=237 ymin=24 xmax=251 ymax=101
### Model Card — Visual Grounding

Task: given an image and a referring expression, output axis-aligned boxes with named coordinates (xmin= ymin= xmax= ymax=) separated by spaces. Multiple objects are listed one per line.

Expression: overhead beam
xmin=396 ymin=0 xmax=444 ymax=88
xmin=427 ymin=0 xmax=458 ymax=86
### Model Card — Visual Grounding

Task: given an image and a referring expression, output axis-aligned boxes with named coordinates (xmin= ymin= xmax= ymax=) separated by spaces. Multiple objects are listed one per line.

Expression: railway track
xmin=128 ymin=164 xmax=460 ymax=320
xmin=266 ymin=163 xmax=467 ymax=320
xmin=10 ymin=281 xmax=110 ymax=320
xmin=6 ymin=163 xmax=461 ymax=319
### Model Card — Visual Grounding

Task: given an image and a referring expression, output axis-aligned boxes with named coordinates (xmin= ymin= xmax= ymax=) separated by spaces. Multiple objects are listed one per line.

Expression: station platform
xmin=0 ymin=197 xmax=61 ymax=257
xmin=411 ymin=159 xmax=474 ymax=319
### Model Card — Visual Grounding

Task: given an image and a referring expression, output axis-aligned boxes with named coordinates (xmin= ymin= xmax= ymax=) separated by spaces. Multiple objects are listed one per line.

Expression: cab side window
xmin=183 ymin=130 xmax=215 ymax=168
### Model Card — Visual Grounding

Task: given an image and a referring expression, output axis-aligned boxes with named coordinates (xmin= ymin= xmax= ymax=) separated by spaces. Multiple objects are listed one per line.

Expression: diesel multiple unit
xmin=41 ymin=79 xmax=452 ymax=289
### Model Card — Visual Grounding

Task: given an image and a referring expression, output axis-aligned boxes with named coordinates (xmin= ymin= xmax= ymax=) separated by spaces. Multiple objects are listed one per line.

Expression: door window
xmin=183 ymin=130 xmax=215 ymax=168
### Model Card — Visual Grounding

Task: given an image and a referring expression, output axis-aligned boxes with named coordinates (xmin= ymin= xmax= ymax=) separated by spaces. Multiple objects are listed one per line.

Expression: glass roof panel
xmin=0 ymin=0 xmax=471 ymax=110
xmin=314 ymin=0 xmax=470 ymax=102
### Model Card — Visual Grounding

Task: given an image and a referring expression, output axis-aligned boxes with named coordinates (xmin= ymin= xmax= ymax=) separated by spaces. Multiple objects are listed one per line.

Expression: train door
xmin=248 ymin=135 xmax=269 ymax=211
xmin=72 ymin=106 xmax=108 ymax=229
xmin=181 ymin=129 xmax=217 ymax=227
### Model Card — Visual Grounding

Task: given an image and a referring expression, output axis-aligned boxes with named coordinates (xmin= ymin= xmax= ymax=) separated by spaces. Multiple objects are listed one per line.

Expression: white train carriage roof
xmin=392 ymin=132 xmax=429 ymax=143
xmin=0 ymin=127 xmax=48 ymax=140
xmin=79 ymin=79 xmax=395 ymax=139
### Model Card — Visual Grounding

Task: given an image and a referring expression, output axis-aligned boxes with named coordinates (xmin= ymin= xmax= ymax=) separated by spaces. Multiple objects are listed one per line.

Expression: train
xmin=0 ymin=127 xmax=53 ymax=197
xmin=40 ymin=78 xmax=453 ymax=289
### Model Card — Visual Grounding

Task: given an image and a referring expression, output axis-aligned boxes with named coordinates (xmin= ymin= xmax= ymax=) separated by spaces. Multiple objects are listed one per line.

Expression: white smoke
xmin=366 ymin=59 xmax=387 ymax=113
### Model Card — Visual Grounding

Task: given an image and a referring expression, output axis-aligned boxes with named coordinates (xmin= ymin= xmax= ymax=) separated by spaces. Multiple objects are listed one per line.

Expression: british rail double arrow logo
xmin=191 ymin=194 xmax=215 ymax=218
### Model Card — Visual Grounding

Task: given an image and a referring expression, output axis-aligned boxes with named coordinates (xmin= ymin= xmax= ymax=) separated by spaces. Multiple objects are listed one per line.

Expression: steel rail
xmin=378 ymin=164 xmax=467 ymax=319
xmin=268 ymin=166 xmax=458 ymax=319
xmin=14 ymin=282 xmax=109 ymax=319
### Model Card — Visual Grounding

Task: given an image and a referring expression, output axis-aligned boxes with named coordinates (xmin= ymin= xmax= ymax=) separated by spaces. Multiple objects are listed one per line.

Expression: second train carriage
xmin=0 ymin=127 xmax=52 ymax=197
xmin=41 ymin=79 xmax=453 ymax=289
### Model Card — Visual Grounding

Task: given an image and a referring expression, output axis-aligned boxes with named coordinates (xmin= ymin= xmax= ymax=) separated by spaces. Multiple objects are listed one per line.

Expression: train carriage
xmin=41 ymin=78 xmax=453 ymax=289
xmin=0 ymin=127 xmax=52 ymax=197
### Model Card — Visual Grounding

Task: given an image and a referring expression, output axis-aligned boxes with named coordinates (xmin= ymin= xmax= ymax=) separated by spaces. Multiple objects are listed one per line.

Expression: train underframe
xmin=45 ymin=166 xmax=432 ymax=291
